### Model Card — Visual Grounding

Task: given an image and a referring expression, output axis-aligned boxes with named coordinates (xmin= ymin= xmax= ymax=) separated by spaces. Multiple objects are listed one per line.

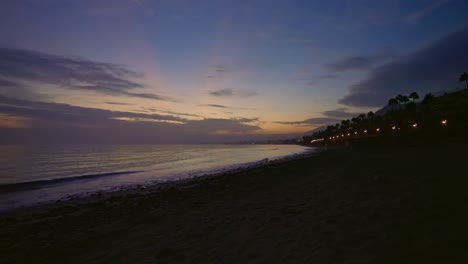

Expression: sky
xmin=1 ymin=0 xmax=468 ymax=143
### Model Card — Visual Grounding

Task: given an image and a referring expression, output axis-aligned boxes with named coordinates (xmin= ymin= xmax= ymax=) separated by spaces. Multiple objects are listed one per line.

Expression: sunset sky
xmin=1 ymin=0 xmax=468 ymax=143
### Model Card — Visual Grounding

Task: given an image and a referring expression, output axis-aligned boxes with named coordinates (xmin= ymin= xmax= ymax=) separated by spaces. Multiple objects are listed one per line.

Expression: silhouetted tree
xmin=460 ymin=72 xmax=468 ymax=89
xmin=340 ymin=119 xmax=351 ymax=130
xmin=422 ymin=93 xmax=435 ymax=105
xmin=367 ymin=111 xmax=375 ymax=118
xmin=388 ymin=98 xmax=398 ymax=111
xmin=409 ymin=92 xmax=419 ymax=102
xmin=399 ymin=94 xmax=410 ymax=104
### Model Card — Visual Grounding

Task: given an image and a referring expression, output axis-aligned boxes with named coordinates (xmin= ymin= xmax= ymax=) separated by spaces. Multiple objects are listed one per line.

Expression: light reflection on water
xmin=0 ymin=144 xmax=314 ymax=211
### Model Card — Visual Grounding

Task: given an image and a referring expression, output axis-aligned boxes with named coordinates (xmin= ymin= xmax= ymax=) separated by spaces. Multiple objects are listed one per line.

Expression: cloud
xmin=105 ymin=101 xmax=131 ymax=106
xmin=209 ymin=89 xmax=233 ymax=97
xmin=0 ymin=48 xmax=175 ymax=101
xmin=321 ymin=108 xmax=361 ymax=119
xmin=232 ymin=117 xmax=259 ymax=123
xmin=198 ymin=104 xmax=230 ymax=109
xmin=0 ymin=78 xmax=18 ymax=87
xmin=403 ymin=0 xmax=451 ymax=24
xmin=144 ymin=108 xmax=202 ymax=119
xmin=339 ymin=27 xmax=468 ymax=107
xmin=184 ymin=118 xmax=261 ymax=135
xmin=276 ymin=117 xmax=342 ymax=126
xmin=208 ymin=88 xmax=257 ymax=98
xmin=69 ymin=85 xmax=178 ymax=101
xmin=0 ymin=96 xmax=184 ymax=124
xmin=208 ymin=64 xmax=241 ymax=79
xmin=212 ymin=64 xmax=228 ymax=73
xmin=0 ymin=96 xmax=262 ymax=144
xmin=324 ymin=48 xmax=398 ymax=72
xmin=316 ymin=74 xmax=339 ymax=80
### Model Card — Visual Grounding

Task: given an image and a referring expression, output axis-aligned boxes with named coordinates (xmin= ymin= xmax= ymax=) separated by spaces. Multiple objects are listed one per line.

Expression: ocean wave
xmin=0 ymin=170 xmax=142 ymax=193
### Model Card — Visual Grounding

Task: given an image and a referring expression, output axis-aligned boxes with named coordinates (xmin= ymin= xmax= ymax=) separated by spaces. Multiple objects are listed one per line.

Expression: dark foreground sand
xmin=1 ymin=139 xmax=467 ymax=263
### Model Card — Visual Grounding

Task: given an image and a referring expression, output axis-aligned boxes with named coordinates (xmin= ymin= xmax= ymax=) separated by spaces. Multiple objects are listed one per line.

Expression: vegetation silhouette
xmin=304 ymin=73 xmax=468 ymax=146
xmin=460 ymin=72 xmax=468 ymax=89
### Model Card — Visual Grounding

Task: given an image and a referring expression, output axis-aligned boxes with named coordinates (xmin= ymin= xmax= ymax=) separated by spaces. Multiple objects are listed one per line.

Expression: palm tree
xmin=460 ymin=72 xmax=468 ymax=89
xmin=409 ymin=92 xmax=419 ymax=102
xmin=422 ymin=93 xmax=435 ymax=105
xmin=367 ymin=111 xmax=375 ymax=130
xmin=396 ymin=94 xmax=409 ymax=104
xmin=388 ymin=98 xmax=398 ymax=111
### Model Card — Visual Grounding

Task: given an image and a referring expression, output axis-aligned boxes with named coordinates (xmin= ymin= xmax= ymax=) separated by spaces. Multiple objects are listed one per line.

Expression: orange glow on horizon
xmin=0 ymin=113 xmax=29 ymax=128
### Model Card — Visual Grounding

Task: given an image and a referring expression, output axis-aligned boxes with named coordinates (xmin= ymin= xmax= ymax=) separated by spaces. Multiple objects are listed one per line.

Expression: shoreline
xmin=1 ymin=140 xmax=466 ymax=263
xmin=0 ymin=147 xmax=319 ymax=213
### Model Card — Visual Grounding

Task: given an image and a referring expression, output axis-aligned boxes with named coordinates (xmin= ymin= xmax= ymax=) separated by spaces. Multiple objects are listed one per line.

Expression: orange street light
xmin=412 ymin=123 xmax=418 ymax=128
xmin=376 ymin=128 xmax=380 ymax=132
xmin=441 ymin=119 xmax=447 ymax=125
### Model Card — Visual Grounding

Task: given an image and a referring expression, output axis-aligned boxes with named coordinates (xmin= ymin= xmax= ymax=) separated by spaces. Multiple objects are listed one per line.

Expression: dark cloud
xmin=69 ymin=85 xmax=177 ymax=101
xmin=0 ymin=48 xmax=175 ymax=101
xmin=324 ymin=48 xmax=398 ymax=72
xmin=0 ymin=96 xmax=261 ymax=144
xmin=105 ymin=101 xmax=131 ymax=105
xmin=144 ymin=108 xmax=202 ymax=118
xmin=321 ymin=107 xmax=361 ymax=119
xmin=340 ymin=27 xmax=468 ymax=107
xmin=209 ymin=88 xmax=233 ymax=97
xmin=0 ymin=78 xmax=18 ymax=87
xmin=233 ymin=117 xmax=259 ymax=123
xmin=276 ymin=117 xmax=342 ymax=126
xmin=198 ymin=104 xmax=230 ymax=109
xmin=0 ymin=96 xmax=184 ymax=125
xmin=208 ymin=88 xmax=257 ymax=98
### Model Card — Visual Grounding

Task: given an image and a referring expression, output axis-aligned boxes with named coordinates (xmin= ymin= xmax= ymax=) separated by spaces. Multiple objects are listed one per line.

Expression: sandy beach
xmin=1 ymin=138 xmax=467 ymax=263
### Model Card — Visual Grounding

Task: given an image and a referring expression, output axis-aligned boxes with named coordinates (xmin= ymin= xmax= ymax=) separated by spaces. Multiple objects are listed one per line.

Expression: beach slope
xmin=1 ymin=139 xmax=467 ymax=263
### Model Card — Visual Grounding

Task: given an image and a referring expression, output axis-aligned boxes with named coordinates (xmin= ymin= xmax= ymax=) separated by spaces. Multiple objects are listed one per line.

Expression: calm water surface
xmin=0 ymin=144 xmax=313 ymax=211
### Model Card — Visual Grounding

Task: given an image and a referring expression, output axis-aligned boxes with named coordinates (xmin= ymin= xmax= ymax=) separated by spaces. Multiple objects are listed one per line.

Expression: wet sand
xmin=1 ymin=139 xmax=467 ymax=263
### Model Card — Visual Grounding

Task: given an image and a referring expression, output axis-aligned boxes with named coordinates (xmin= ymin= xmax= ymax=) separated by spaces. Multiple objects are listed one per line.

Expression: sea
xmin=0 ymin=144 xmax=314 ymax=211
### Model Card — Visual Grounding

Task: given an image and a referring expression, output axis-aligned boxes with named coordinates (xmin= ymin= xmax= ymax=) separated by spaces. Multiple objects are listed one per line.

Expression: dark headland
xmin=1 ymin=90 xmax=468 ymax=263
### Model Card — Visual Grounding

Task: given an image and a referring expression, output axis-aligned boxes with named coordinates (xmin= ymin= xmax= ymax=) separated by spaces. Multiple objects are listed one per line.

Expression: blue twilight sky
xmin=1 ymin=0 xmax=468 ymax=143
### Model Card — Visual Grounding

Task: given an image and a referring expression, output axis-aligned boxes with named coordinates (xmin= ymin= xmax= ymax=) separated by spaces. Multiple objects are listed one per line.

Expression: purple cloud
xmin=340 ymin=27 xmax=468 ymax=107
xmin=0 ymin=48 xmax=176 ymax=101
